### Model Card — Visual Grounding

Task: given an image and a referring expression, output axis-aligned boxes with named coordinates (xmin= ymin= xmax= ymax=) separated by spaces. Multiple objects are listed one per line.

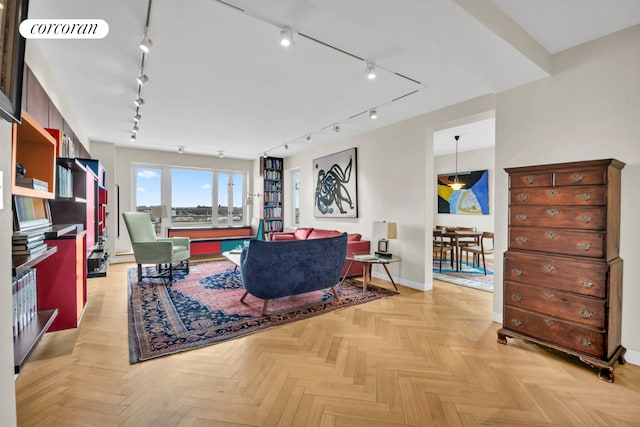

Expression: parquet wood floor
xmin=15 ymin=262 xmax=640 ymax=426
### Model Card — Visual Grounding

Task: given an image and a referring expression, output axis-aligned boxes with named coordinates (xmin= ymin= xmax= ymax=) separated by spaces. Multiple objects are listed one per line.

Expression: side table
xmin=341 ymin=254 xmax=400 ymax=292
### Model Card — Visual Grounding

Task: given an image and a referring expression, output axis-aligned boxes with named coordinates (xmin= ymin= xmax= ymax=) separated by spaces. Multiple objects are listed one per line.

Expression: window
xmin=172 ymin=168 xmax=213 ymax=225
xmin=291 ymin=169 xmax=300 ymax=225
xmin=133 ymin=165 xmax=248 ymax=226
xmin=135 ymin=167 xmax=161 ymax=214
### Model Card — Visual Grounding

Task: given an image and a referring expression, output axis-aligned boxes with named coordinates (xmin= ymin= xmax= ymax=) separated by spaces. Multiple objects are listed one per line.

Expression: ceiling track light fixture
xmin=130 ymin=134 xmax=136 ymax=142
xmin=134 ymin=113 xmax=142 ymax=122
xmin=139 ymin=34 xmax=153 ymax=53
xmin=137 ymin=74 xmax=149 ymax=85
xmin=280 ymin=27 xmax=293 ymax=47
xmin=134 ymin=97 xmax=145 ymax=107
xmin=284 ymin=144 xmax=289 ymax=150
xmin=366 ymin=61 xmax=376 ymax=80
xmin=218 ymin=151 xmax=224 ymax=158
xmin=133 ymin=123 xmax=139 ymax=132
xmin=448 ymin=135 xmax=465 ymax=191
xmin=178 ymin=146 xmax=185 ymax=154
xmin=305 ymin=134 xmax=312 ymax=142
xmin=369 ymin=108 xmax=377 ymax=119
xmin=332 ymin=124 xmax=340 ymax=133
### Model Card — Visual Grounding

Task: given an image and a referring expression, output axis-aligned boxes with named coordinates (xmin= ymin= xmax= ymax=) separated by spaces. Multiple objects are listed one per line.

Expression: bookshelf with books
xmin=11 ymin=111 xmax=56 ymax=199
xmin=261 ymin=156 xmax=284 ymax=239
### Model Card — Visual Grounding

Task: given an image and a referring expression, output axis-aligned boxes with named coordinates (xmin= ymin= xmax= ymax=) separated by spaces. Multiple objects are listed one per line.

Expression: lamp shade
xmin=151 ymin=205 xmax=167 ymax=219
xmin=373 ymin=221 xmax=397 ymax=239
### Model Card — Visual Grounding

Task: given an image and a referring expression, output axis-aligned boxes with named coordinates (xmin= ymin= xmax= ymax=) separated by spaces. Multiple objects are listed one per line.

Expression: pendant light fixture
xmin=448 ymin=135 xmax=465 ymax=191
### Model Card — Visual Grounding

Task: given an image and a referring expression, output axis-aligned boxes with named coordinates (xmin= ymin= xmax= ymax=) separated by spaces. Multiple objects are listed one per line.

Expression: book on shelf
xmin=12 ymin=240 xmax=46 ymax=250
xmin=12 ymin=269 xmax=37 ymax=337
xmin=12 ymin=243 xmax=47 ymax=256
xmin=15 ymin=177 xmax=49 ymax=192
xmin=12 ymin=232 xmax=46 ymax=244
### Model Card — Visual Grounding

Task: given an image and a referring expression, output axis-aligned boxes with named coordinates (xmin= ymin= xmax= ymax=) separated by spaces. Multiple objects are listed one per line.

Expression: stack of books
xmin=15 ymin=177 xmax=49 ymax=192
xmin=12 ymin=231 xmax=47 ymax=256
xmin=12 ymin=269 xmax=37 ymax=336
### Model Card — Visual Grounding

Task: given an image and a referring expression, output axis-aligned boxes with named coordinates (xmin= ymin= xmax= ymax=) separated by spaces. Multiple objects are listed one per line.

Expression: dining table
xmin=440 ymin=229 xmax=482 ymax=271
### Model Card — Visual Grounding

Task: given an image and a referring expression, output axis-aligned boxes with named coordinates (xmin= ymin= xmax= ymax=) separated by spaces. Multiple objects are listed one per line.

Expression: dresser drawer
xmin=509 ymin=227 xmax=604 ymax=258
xmin=510 ymin=186 xmax=606 ymax=206
xmin=554 ymin=167 xmax=607 ymax=187
xmin=510 ymin=172 xmax=553 ymax=188
xmin=510 ymin=205 xmax=604 ymax=230
xmin=504 ymin=307 xmax=604 ymax=358
xmin=504 ymin=252 xmax=607 ymax=298
xmin=505 ymin=282 xmax=605 ymax=328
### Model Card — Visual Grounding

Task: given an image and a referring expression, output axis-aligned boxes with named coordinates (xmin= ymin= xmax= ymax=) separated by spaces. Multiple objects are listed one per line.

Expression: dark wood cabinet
xmin=498 ymin=158 xmax=625 ymax=382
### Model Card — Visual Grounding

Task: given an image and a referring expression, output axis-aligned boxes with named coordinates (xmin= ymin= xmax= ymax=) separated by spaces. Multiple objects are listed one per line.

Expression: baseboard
xmin=493 ymin=311 xmax=502 ymax=323
xmin=371 ymin=271 xmax=428 ymax=291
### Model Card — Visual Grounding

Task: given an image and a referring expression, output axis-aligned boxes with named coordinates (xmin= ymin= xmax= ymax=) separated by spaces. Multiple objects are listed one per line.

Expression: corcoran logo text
xmin=19 ymin=19 xmax=109 ymax=39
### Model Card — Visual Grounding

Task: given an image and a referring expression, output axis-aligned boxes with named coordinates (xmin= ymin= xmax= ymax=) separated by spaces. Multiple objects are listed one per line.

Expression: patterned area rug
xmin=432 ymin=259 xmax=494 ymax=292
xmin=128 ymin=259 xmax=398 ymax=363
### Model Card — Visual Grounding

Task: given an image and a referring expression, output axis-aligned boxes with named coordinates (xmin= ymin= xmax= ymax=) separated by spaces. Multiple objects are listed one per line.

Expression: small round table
xmin=340 ymin=254 xmax=400 ymax=292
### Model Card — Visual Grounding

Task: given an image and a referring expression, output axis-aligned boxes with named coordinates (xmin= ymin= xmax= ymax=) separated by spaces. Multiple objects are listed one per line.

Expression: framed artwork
xmin=437 ymin=169 xmax=489 ymax=215
xmin=0 ymin=0 xmax=29 ymax=123
xmin=313 ymin=147 xmax=358 ymax=218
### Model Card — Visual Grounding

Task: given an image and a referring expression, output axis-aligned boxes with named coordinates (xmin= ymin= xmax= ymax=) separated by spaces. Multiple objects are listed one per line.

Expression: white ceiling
xmin=26 ymin=0 xmax=640 ymax=159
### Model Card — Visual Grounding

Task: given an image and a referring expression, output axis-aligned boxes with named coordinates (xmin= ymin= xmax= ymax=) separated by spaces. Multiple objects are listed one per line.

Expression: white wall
xmin=434 ymin=146 xmax=495 ymax=233
xmin=0 ymin=120 xmax=17 ymax=425
xmin=494 ymin=25 xmax=640 ymax=363
xmin=283 ymin=117 xmax=429 ymax=290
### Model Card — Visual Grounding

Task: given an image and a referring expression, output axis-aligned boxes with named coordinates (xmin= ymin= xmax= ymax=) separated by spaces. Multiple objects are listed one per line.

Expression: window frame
xmin=132 ymin=163 xmax=249 ymax=227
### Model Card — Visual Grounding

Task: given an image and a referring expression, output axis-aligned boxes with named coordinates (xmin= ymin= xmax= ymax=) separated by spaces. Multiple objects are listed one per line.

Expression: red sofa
xmin=270 ymin=228 xmax=370 ymax=277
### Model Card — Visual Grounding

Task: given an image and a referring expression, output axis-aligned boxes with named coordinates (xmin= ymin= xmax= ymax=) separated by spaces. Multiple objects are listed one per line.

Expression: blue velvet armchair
xmin=239 ymin=233 xmax=347 ymax=315
xmin=122 ymin=212 xmax=190 ymax=283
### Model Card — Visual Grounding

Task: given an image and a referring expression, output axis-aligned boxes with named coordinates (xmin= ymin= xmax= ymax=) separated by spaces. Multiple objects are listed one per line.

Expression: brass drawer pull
xmin=512 ymin=293 xmax=523 ymax=302
xmin=517 ymin=194 xmax=529 ymax=202
xmin=546 ymin=231 xmax=558 ymax=239
xmin=523 ymin=176 xmax=535 ymax=184
xmin=511 ymin=319 xmax=523 ymax=327
xmin=512 ymin=269 xmax=523 ymax=276
xmin=546 ymin=208 xmax=559 ymax=216
xmin=580 ymin=216 xmax=592 ymax=224
xmin=516 ymin=236 xmax=528 ymax=245
xmin=548 ymin=190 xmax=560 ymax=197
xmin=543 ymin=318 xmax=556 ymax=327
xmin=580 ymin=310 xmax=594 ymax=319
xmin=571 ymin=173 xmax=584 ymax=183
xmin=579 ymin=192 xmax=592 ymax=201
xmin=579 ymin=337 xmax=592 ymax=347
xmin=517 ymin=213 xmax=528 ymax=221
xmin=578 ymin=242 xmax=593 ymax=251
xmin=543 ymin=291 xmax=555 ymax=299
xmin=543 ymin=264 xmax=557 ymax=273
xmin=580 ymin=280 xmax=594 ymax=289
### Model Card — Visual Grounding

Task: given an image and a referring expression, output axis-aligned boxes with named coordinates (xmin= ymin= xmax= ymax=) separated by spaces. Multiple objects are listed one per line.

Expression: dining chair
xmin=459 ymin=231 xmax=494 ymax=275
xmin=432 ymin=230 xmax=454 ymax=272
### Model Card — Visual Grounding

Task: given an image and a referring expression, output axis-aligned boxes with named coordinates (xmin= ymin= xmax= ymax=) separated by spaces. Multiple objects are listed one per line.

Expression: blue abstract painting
xmin=437 ymin=169 xmax=489 ymax=215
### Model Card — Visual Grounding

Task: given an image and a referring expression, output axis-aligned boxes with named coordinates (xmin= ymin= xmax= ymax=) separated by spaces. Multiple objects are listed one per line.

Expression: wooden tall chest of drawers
xmin=497 ymin=158 xmax=626 ymax=382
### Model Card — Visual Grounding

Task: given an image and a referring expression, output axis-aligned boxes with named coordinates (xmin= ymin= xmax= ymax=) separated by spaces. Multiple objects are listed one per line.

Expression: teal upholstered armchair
xmin=122 ymin=212 xmax=190 ymax=283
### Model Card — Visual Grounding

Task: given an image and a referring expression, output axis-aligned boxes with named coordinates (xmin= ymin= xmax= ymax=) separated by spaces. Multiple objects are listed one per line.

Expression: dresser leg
xmin=598 ymin=367 xmax=614 ymax=383
xmin=497 ymin=330 xmax=508 ymax=345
